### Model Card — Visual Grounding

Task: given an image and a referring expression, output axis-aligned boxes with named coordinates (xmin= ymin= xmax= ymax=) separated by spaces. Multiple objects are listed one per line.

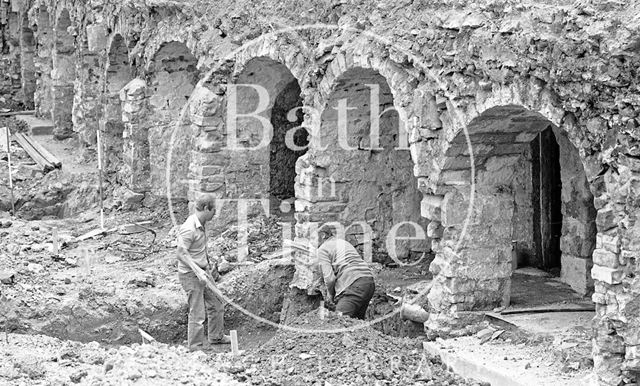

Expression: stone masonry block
xmin=440 ymin=192 xmax=465 ymax=227
xmin=592 ymin=292 xmax=607 ymax=304
xmin=86 ymin=24 xmax=108 ymax=52
xmin=440 ymin=169 xmax=471 ymax=186
xmin=597 ymin=233 xmax=620 ymax=254
xmin=596 ymin=207 xmax=618 ymax=231
xmin=561 ymin=254 xmax=593 ymax=295
xmin=120 ymin=78 xmax=147 ymax=101
xmin=421 ymin=197 xmax=441 ymax=221
xmin=593 ymin=249 xmax=620 ymax=269
xmin=427 ymin=221 xmax=444 ymax=238
xmin=591 ymin=265 xmax=624 ymax=285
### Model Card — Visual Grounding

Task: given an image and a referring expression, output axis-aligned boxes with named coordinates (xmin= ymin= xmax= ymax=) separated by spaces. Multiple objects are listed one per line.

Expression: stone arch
xmin=20 ymin=17 xmax=36 ymax=109
xmin=420 ymin=82 xmax=598 ymax=328
xmin=186 ymin=55 xmax=307 ymax=241
xmin=226 ymin=57 xmax=306 ymax=208
xmin=186 ymin=38 xmax=314 ymax=227
xmin=103 ymin=33 xmax=132 ymax=168
xmin=51 ymin=8 xmax=76 ymax=139
xmin=294 ymin=65 xmax=427 ymax=279
xmin=33 ymin=6 xmax=53 ymax=118
xmin=314 ymin=50 xmax=418 ymax=116
xmin=229 ymin=35 xmax=313 ymax=90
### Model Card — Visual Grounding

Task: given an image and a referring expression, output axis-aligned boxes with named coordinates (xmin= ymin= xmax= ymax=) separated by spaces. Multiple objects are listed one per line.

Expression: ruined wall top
xmin=19 ymin=0 xmax=640 ymax=171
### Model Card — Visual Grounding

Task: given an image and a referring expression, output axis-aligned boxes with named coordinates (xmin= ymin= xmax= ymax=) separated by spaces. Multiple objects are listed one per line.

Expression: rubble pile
xmin=218 ymin=311 xmax=482 ymax=386
xmin=211 ymin=216 xmax=285 ymax=264
xmin=0 ymin=333 xmax=241 ymax=385
xmin=0 ymin=116 xmax=30 ymax=134
xmin=0 ymin=137 xmax=101 ymax=219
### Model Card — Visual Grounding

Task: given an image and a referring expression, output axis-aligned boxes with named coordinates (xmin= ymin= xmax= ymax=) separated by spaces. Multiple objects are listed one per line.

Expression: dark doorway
xmin=269 ymin=80 xmax=307 ymax=201
xmin=531 ymin=127 xmax=563 ymax=272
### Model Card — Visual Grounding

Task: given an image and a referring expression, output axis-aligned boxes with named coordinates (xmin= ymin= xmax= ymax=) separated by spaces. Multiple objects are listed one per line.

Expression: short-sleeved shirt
xmin=177 ymin=214 xmax=209 ymax=274
xmin=316 ymin=238 xmax=373 ymax=297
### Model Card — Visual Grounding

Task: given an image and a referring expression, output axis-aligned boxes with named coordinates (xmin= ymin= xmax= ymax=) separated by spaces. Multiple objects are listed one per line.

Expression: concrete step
xmin=423 ymin=338 xmax=594 ymax=386
xmin=14 ymin=115 xmax=54 ymax=136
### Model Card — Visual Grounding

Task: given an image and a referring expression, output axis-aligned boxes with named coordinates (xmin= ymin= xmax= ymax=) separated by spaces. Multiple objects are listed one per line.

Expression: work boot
xmin=209 ymin=335 xmax=231 ymax=345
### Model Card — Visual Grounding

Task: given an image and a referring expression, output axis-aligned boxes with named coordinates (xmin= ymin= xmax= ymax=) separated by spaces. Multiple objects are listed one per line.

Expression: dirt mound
xmin=218 ymin=311 xmax=481 ymax=385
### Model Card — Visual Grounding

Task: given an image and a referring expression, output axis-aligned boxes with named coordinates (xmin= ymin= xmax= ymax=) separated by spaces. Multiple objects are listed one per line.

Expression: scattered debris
xmin=215 ymin=311 xmax=480 ymax=386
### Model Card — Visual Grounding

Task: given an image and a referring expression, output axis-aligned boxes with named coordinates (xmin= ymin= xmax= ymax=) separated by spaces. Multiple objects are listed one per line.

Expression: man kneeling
xmin=315 ymin=227 xmax=375 ymax=320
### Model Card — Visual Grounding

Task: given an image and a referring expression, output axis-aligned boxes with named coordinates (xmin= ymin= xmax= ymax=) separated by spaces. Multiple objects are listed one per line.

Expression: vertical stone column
xmin=425 ymin=187 xmax=513 ymax=334
xmin=187 ymin=85 xmax=228 ymax=203
xmin=51 ymin=10 xmax=76 ymax=140
xmin=120 ymin=78 xmax=151 ymax=193
xmin=188 ymin=84 xmax=269 ymax=234
xmin=590 ymin=160 xmax=639 ymax=385
xmin=33 ymin=8 xmax=53 ymax=118
xmin=19 ymin=20 xmax=36 ymax=109
xmin=0 ymin=2 xmax=21 ymax=104
xmin=73 ymin=23 xmax=107 ymax=145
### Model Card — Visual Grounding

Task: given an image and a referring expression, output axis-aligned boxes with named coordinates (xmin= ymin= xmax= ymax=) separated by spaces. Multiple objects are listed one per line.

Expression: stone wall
xmin=50 ymin=8 xmax=75 ymax=139
xmin=295 ymin=66 xmax=427 ymax=265
xmin=146 ymin=41 xmax=198 ymax=199
xmin=32 ymin=5 xmax=52 ymax=118
xmin=19 ymin=11 xmax=36 ymax=109
xmin=103 ymin=34 xmax=132 ymax=171
xmin=2 ymin=0 xmax=639 ymax=384
xmin=0 ymin=0 xmax=21 ymax=107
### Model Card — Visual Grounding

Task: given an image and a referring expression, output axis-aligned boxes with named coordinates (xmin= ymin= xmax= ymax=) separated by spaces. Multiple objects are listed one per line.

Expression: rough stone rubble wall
xmin=2 ymin=0 xmax=639 ymax=384
xmin=0 ymin=0 xmax=21 ymax=106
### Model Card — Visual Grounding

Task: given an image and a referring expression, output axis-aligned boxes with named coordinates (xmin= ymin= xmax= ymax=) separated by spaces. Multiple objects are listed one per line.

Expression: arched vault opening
xmin=428 ymin=105 xmax=596 ymax=314
xmin=230 ymin=57 xmax=306 ymax=217
xmin=147 ymin=41 xmax=199 ymax=200
xmin=297 ymin=67 xmax=428 ymax=263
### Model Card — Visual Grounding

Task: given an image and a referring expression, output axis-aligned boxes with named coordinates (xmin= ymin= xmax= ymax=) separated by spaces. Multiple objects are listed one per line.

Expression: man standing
xmin=315 ymin=227 xmax=375 ymax=320
xmin=176 ymin=197 xmax=230 ymax=351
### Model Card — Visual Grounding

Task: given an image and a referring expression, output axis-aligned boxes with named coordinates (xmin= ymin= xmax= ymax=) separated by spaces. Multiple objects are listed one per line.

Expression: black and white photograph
xmin=0 ymin=0 xmax=638 ymax=384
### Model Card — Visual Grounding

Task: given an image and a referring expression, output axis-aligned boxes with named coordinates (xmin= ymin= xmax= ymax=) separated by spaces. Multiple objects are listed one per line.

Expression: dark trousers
xmin=335 ymin=277 xmax=375 ymax=320
xmin=178 ymin=271 xmax=224 ymax=350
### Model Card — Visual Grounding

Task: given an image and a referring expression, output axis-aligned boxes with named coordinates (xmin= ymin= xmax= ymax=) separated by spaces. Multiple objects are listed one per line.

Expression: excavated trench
xmin=7 ymin=255 xmax=426 ymax=347
xmin=8 ymin=259 xmax=296 ymax=345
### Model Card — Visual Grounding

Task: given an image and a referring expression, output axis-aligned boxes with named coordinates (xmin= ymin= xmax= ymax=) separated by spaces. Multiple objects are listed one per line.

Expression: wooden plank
xmin=0 ymin=110 xmax=35 ymax=117
xmin=23 ymin=134 xmax=61 ymax=168
xmin=76 ymin=227 xmax=116 ymax=242
xmin=500 ymin=305 xmax=595 ymax=315
xmin=230 ymin=330 xmax=239 ymax=355
xmin=14 ymin=133 xmax=49 ymax=170
xmin=138 ymin=328 xmax=157 ymax=343
xmin=484 ymin=312 xmax=519 ymax=328
xmin=14 ymin=133 xmax=53 ymax=172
